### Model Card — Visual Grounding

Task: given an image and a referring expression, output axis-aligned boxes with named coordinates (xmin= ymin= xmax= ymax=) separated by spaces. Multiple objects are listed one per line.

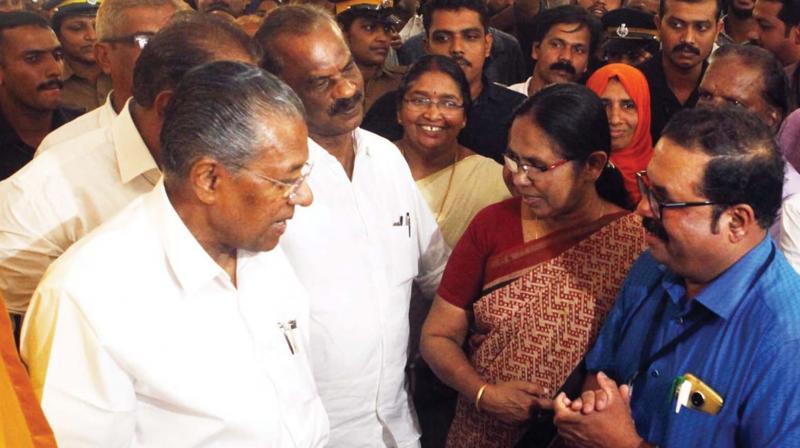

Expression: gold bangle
xmin=475 ymin=384 xmax=489 ymax=412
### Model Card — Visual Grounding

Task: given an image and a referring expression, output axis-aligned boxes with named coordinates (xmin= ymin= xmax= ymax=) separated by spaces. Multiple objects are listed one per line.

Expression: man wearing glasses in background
xmin=553 ymin=105 xmax=800 ymax=447
xmin=38 ymin=0 xmax=187 ymax=151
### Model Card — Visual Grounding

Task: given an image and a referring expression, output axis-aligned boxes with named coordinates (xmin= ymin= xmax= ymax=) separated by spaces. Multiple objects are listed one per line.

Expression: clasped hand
xmin=553 ymin=372 xmax=644 ymax=448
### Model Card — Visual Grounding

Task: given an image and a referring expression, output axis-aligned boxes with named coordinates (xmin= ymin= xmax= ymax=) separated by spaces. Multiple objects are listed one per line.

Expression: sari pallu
xmin=445 ymin=212 xmax=646 ymax=448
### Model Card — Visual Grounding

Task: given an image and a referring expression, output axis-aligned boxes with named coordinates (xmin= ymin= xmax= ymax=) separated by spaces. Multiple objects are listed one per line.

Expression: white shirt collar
xmin=113 ymin=99 xmax=160 ymax=185
xmin=148 ymin=182 xmax=229 ymax=295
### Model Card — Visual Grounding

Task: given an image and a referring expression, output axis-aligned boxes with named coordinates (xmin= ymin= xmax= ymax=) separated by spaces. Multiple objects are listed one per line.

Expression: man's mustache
xmin=642 ymin=216 xmax=669 ymax=242
xmin=549 ymin=61 xmax=576 ymax=76
xmin=206 ymin=1 xmax=235 ymax=14
xmin=672 ymin=43 xmax=700 ymax=56
xmin=329 ymin=91 xmax=364 ymax=116
xmin=451 ymin=55 xmax=472 ymax=68
xmin=37 ymin=79 xmax=63 ymax=91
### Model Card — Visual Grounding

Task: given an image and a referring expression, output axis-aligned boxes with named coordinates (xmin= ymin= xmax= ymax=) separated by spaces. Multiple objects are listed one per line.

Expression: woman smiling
xmin=587 ymin=63 xmax=653 ymax=206
xmin=395 ymin=55 xmax=510 ymax=248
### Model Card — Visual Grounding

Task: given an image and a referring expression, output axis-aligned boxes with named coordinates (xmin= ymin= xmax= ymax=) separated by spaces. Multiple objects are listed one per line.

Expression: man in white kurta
xmin=22 ymin=59 xmax=330 ymax=447
xmin=257 ymin=7 xmax=450 ymax=446
xmin=282 ymin=130 xmax=448 ymax=446
xmin=0 ymin=99 xmax=158 ymax=317
xmin=22 ymin=183 xmax=329 ymax=447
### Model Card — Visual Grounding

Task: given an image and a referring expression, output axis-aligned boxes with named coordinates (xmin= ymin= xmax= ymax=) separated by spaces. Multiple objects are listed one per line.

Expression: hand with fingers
xmin=553 ymin=372 xmax=645 ymax=448
xmin=478 ymin=380 xmax=552 ymax=424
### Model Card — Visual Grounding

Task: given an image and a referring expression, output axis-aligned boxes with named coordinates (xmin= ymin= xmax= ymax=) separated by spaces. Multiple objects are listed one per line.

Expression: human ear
xmin=725 ymin=204 xmax=757 ymax=243
xmin=189 ymin=157 xmax=224 ymax=205
xmin=94 ymin=43 xmax=112 ymax=75
xmin=584 ymin=150 xmax=608 ymax=181
xmin=153 ymin=90 xmax=174 ymax=118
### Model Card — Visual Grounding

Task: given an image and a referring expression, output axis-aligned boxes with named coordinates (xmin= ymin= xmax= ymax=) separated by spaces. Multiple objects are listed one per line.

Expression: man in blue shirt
xmin=553 ymin=105 xmax=800 ymax=447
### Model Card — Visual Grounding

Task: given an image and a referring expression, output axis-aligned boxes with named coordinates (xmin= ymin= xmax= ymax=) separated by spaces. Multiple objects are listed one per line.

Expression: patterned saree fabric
xmin=445 ymin=212 xmax=646 ymax=447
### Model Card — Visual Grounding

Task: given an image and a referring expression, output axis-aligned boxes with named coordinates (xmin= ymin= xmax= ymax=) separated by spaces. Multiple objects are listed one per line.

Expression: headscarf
xmin=586 ymin=63 xmax=653 ymax=205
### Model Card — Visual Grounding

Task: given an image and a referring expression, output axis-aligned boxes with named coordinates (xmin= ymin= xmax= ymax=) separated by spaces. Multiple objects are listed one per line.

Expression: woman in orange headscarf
xmin=587 ymin=63 xmax=653 ymax=206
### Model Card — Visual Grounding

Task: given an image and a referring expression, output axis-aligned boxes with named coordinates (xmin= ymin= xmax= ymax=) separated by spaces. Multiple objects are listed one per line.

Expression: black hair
xmin=255 ymin=4 xmax=338 ymax=75
xmin=162 ymin=60 xmax=305 ymax=180
xmin=659 ymin=0 xmax=724 ymax=20
xmin=532 ymin=5 xmax=603 ymax=56
xmin=771 ymin=0 xmax=800 ymax=36
xmin=0 ymin=12 xmax=52 ymax=64
xmin=661 ymin=105 xmax=784 ymax=230
xmin=421 ymin=0 xmax=489 ymax=34
xmin=132 ymin=10 xmax=261 ymax=108
xmin=513 ymin=83 xmax=631 ymax=209
xmin=711 ymin=44 xmax=789 ymax=121
xmin=395 ymin=54 xmax=472 ymax=111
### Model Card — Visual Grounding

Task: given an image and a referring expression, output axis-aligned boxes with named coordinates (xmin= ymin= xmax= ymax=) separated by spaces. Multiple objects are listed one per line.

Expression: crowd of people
xmin=1 ymin=0 xmax=800 ymax=447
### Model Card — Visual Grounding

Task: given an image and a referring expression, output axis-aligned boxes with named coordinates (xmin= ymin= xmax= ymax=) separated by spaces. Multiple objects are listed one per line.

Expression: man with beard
xmin=363 ymin=0 xmax=525 ymax=162
xmin=639 ymin=0 xmax=723 ymax=142
xmin=578 ymin=0 xmax=622 ymax=18
xmin=255 ymin=6 xmax=449 ymax=446
xmin=196 ymin=0 xmax=247 ymax=17
xmin=0 ymin=12 xmax=260 ymax=339
xmin=748 ymin=0 xmax=800 ymax=107
xmin=554 ymin=105 xmax=800 ymax=447
xmin=335 ymin=0 xmax=406 ymax=111
xmin=45 ymin=0 xmax=111 ymax=112
xmin=509 ymin=5 xmax=601 ymax=96
xmin=718 ymin=0 xmax=757 ymax=43
xmin=0 ymin=12 xmax=80 ymax=181
xmin=749 ymin=0 xmax=800 ymax=65
xmin=38 ymin=0 xmax=187 ymax=152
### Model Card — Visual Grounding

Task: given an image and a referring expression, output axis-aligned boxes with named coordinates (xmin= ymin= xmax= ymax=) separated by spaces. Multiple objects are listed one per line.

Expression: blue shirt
xmin=585 ymin=237 xmax=800 ymax=447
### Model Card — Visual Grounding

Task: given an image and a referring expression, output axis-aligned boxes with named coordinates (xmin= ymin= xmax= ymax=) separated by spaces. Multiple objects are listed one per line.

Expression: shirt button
xmin=651 ymin=369 xmax=660 ymax=378
xmin=677 ymin=317 xmax=685 ymax=325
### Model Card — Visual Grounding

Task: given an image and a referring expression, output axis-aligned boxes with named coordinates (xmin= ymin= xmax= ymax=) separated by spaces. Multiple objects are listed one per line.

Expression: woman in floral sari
xmin=420 ymin=84 xmax=647 ymax=448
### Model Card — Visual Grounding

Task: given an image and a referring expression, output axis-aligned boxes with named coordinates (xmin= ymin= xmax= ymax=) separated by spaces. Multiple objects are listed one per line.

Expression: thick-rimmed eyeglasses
xmin=402 ymin=97 xmax=464 ymax=112
xmin=102 ymin=33 xmax=154 ymax=49
xmin=245 ymin=161 xmax=313 ymax=200
xmin=635 ymin=171 xmax=720 ymax=221
xmin=503 ymin=151 xmax=571 ymax=181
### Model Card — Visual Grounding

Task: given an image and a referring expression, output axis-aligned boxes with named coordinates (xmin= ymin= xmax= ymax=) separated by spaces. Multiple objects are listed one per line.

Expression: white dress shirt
xmin=36 ymin=93 xmax=117 ymax=154
xmin=0 ymin=99 xmax=158 ymax=314
xmin=280 ymin=128 xmax=450 ymax=448
xmin=21 ymin=183 xmax=330 ymax=447
xmin=781 ymin=194 xmax=800 ymax=271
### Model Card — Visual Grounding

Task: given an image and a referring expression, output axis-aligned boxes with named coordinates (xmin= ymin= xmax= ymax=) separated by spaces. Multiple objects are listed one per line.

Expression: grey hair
xmin=96 ymin=0 xmax=190 ymax=41
xmin=254 ymin=4 xmax=342 ymax=75
xmin=161 ymin=61 xmax=306 ymax=181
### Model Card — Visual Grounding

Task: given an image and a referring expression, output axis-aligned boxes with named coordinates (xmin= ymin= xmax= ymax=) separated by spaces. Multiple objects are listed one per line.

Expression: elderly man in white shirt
xmin=0 ymin=12 xmax=260 ymax=335
xmin=36 ymin=0 xmax=187 ymax=153
xmin=255 ymin=6 xmax=450 ymax=447
xmin=22 ymin=60 xmax=329 ymax=447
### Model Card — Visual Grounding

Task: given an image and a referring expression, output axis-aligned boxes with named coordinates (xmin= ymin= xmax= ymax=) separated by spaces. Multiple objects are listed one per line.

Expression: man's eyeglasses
xmin=503 ymin=151 xmax=571 ymax=181
xmin=635 ymin=171 xmax=720 ymax=221
xmin=245 ymin=161 xmax=313 ymax=200
xmin=102 ymin=33 xmax=154 ymax=49
xmin=402 ymin=96 xmax=464 ymax=112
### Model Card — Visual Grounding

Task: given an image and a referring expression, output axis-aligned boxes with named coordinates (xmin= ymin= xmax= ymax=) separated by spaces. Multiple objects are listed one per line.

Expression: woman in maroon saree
xmin=420 ymin=84 xmax=646 ymax=447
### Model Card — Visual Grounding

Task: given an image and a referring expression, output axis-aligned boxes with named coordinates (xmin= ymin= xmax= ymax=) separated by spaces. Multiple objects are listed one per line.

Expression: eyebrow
xmin=432 ymin=27 xmax=483 ymax=34
xmin=21 ymin=46 xmax=62 ymax=56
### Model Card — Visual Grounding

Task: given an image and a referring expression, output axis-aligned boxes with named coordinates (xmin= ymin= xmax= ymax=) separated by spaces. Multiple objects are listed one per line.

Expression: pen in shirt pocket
xmin=278 ymin=320 xmax=298 ymax=355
